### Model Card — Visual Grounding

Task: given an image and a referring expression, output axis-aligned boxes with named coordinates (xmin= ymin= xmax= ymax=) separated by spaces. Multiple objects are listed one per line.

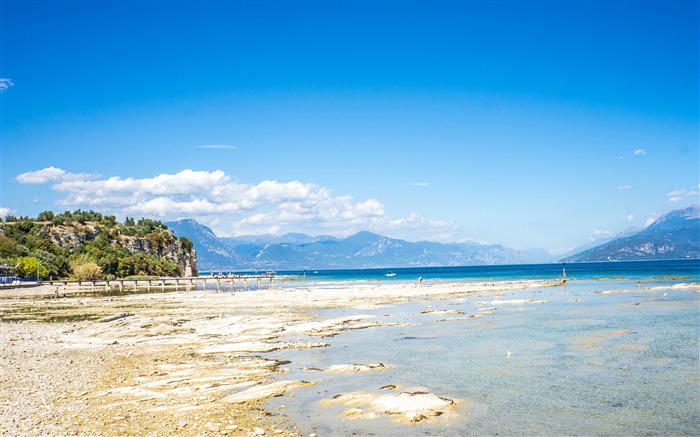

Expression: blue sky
xmin=1 ymin=0 xmax=698 ymax=253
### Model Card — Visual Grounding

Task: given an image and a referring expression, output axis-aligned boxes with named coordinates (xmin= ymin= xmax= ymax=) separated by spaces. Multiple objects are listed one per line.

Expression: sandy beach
xmin=0 ymin=279 xmax=546 ymax=436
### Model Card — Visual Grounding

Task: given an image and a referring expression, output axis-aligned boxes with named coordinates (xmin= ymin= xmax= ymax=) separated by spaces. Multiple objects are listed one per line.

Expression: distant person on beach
xmin=418 ymin=276 xmax=423 ymax=285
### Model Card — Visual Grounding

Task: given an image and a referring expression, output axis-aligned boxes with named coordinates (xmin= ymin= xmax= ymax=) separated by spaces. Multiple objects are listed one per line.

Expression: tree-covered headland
xmin=0 ymin=210 xmax=197 ymax=281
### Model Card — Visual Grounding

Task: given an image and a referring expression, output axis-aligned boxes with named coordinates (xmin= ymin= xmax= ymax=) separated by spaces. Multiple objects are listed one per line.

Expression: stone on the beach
xmin=198 ymin=341 xmax=329 ymax=355
xmin=321 ymin=391 xmax=376 ymax=407
xmin=483 ymin=299 xmax=548 ymax=305
xmin=420 ymin=309 xmax=465 ymax=316
xmin=220 ymin=380 xmax=315 ymax=403
xmin=98 ymin=312 xmax=134 ymax=323
xmin=2 ymin=277 xmax=546 ymax=436
xmin=325 ymin=363 xmax=393 ymax=373
xmin=343 ymin=408 xmax=379 ymax=420
xmin=322 ymin=390 xmax=461 ymax=424
xmin=370 ymin=391 xmax=454 ymax=415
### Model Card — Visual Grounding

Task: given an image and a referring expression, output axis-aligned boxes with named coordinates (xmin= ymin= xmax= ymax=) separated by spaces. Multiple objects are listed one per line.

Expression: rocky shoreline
xmin=1 ymin=280 xmax=545 ymax=436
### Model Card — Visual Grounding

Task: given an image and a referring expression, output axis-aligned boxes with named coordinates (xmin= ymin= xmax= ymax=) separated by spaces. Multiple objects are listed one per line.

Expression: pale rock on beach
xmin=1 ymin=279 xmax=546 ymax=435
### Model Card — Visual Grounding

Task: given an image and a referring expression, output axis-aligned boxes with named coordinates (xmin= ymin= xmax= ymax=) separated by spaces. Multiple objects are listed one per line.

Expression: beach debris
xmin=321 ymin=390 xmax=462 ymax=424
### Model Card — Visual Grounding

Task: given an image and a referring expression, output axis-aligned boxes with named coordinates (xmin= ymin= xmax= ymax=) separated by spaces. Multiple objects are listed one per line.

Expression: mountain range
xmin=166 ymin=204 xmax=699 ymax=271
xmin=561 ymin=204 xmax=699 ymax=262
xmin=166 ymin=221 xmax=536 ymax=270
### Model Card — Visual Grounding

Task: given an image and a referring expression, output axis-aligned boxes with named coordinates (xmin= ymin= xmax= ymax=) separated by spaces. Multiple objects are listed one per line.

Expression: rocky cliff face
xmin=43 ymin=222 xmax=198 ymax=277
xmin=120 ymin=235 xmax=198 ymax=277
xmin=47 ymin=223 xmax=99 ymax=250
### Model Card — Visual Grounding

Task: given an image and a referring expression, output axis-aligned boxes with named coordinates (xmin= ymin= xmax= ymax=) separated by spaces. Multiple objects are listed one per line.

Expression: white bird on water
xmin=507 ymin=350 xmax=512 ymax=359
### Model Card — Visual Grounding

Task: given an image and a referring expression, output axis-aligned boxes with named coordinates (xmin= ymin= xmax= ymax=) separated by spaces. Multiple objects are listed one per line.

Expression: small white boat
xmin=385 ymin=272 xmax=396 ymax=277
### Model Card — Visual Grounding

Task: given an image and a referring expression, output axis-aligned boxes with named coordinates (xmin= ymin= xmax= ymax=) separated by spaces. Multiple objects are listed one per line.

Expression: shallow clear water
xmin=275 ymin=259 xmax=700 ymax=286
xmin=264 ymin=263 xmax=699 ymax=436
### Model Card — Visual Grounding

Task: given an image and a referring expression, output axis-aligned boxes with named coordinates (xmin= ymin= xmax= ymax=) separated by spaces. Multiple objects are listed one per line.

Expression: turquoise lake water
xmin=263 ymin=260 xmax=699 ymax=436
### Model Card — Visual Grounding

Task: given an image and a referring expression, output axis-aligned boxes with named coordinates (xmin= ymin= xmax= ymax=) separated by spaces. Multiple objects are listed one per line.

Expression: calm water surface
xmin=261 ymin=261 xmax=699 ymax=436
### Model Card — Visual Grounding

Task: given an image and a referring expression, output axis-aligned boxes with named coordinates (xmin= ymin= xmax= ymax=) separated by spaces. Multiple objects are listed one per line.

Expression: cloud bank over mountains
xmin=15 ymin=167 xmax=456 ymax=241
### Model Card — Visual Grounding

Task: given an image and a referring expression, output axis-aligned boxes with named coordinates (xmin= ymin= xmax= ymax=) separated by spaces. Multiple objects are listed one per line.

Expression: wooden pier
xmin=0 ymin=274 xmax=284 ymax=299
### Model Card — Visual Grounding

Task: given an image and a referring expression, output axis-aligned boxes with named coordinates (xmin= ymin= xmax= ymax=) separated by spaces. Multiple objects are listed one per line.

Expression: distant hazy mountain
xmin=166 ymin=220 xmax=532 ymax=271
xmin=556 ymin=226 xmax=642 ymax=261
xmin=221 ymin=233 xmax=339 ymax=247
xmin=517 ymin=248 xmax=557 ymax=264
xmin=166 ymin=219 xmax=243 ymax=269
xmin=561 ymin=205 xmax=699 ymax=262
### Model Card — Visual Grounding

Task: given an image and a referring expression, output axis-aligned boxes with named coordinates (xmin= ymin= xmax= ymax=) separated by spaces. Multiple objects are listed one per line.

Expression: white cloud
xmin=0 ymin=78 xmax=13 ymax=92
xmin=591 ymin=229 xmax=614 ymax=240
xmin=633 ymin=149 xmax=646 ymax=155
xmin=0 ymin=207 xmax=13 ymax=218
xmin=666 ymin=189 xmax=699 ymax=203
xmin=627 ymin=214 xmax=634 ymax=222
xmin=15 ymin=167 xmax=457 ymax=240
xmin=617 ymin=185 xmax=632 ymax=190
xmin=407 ymin=182 xmax=429 ymax=187
xmin=16 ymin=167 xmax=66 ymax=184
xmin=16 ymin=167 xmax=99 ymax=184
xmin=194 ymin=145 xmax=237 ymax=149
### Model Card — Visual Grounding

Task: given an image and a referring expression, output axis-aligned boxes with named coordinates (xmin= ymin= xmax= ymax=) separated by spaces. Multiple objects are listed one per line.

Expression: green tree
xmin=32 ymin=249 xmax=64 ymax=279
xmin=37 ymin=211 xmax=55 ymax=222
xmin=0 ymin=235 xmax=20 ymax=258
xmin=179 ymin=236 xmax=194 ymax=252
xmin=102 ymin=215 xmax=118 ymax=227
xmin=145 ymin=232 xmax=166 ymax=255
xmin=16 ymin=219 xmax=35 ymax=234
xmin=14 ymin=256 xmax=49 ymax=280
xmin=97 ymin=253 xmax=120 ymax=277
xmin=69 ymin=254 xmax=102 ymax=281
xmin=117 ymin=256 xmax=135 ymax=278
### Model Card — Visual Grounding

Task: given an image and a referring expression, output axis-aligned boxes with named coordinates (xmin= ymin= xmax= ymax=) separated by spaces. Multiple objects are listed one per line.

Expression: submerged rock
xmin=321 ymin=390 xmax=462 ymax=424
xmin=325 ymin=363 xmax=394 ymax=373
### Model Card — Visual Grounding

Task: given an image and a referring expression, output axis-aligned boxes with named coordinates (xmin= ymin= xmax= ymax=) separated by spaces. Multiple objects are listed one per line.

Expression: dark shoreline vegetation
xmin=0 ymin=210 xmax=197 ymax=281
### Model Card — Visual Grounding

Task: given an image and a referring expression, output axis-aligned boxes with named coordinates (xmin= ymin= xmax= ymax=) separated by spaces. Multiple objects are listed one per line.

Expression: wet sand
xmin=1 ymin=280 xmax=546 ymax=436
